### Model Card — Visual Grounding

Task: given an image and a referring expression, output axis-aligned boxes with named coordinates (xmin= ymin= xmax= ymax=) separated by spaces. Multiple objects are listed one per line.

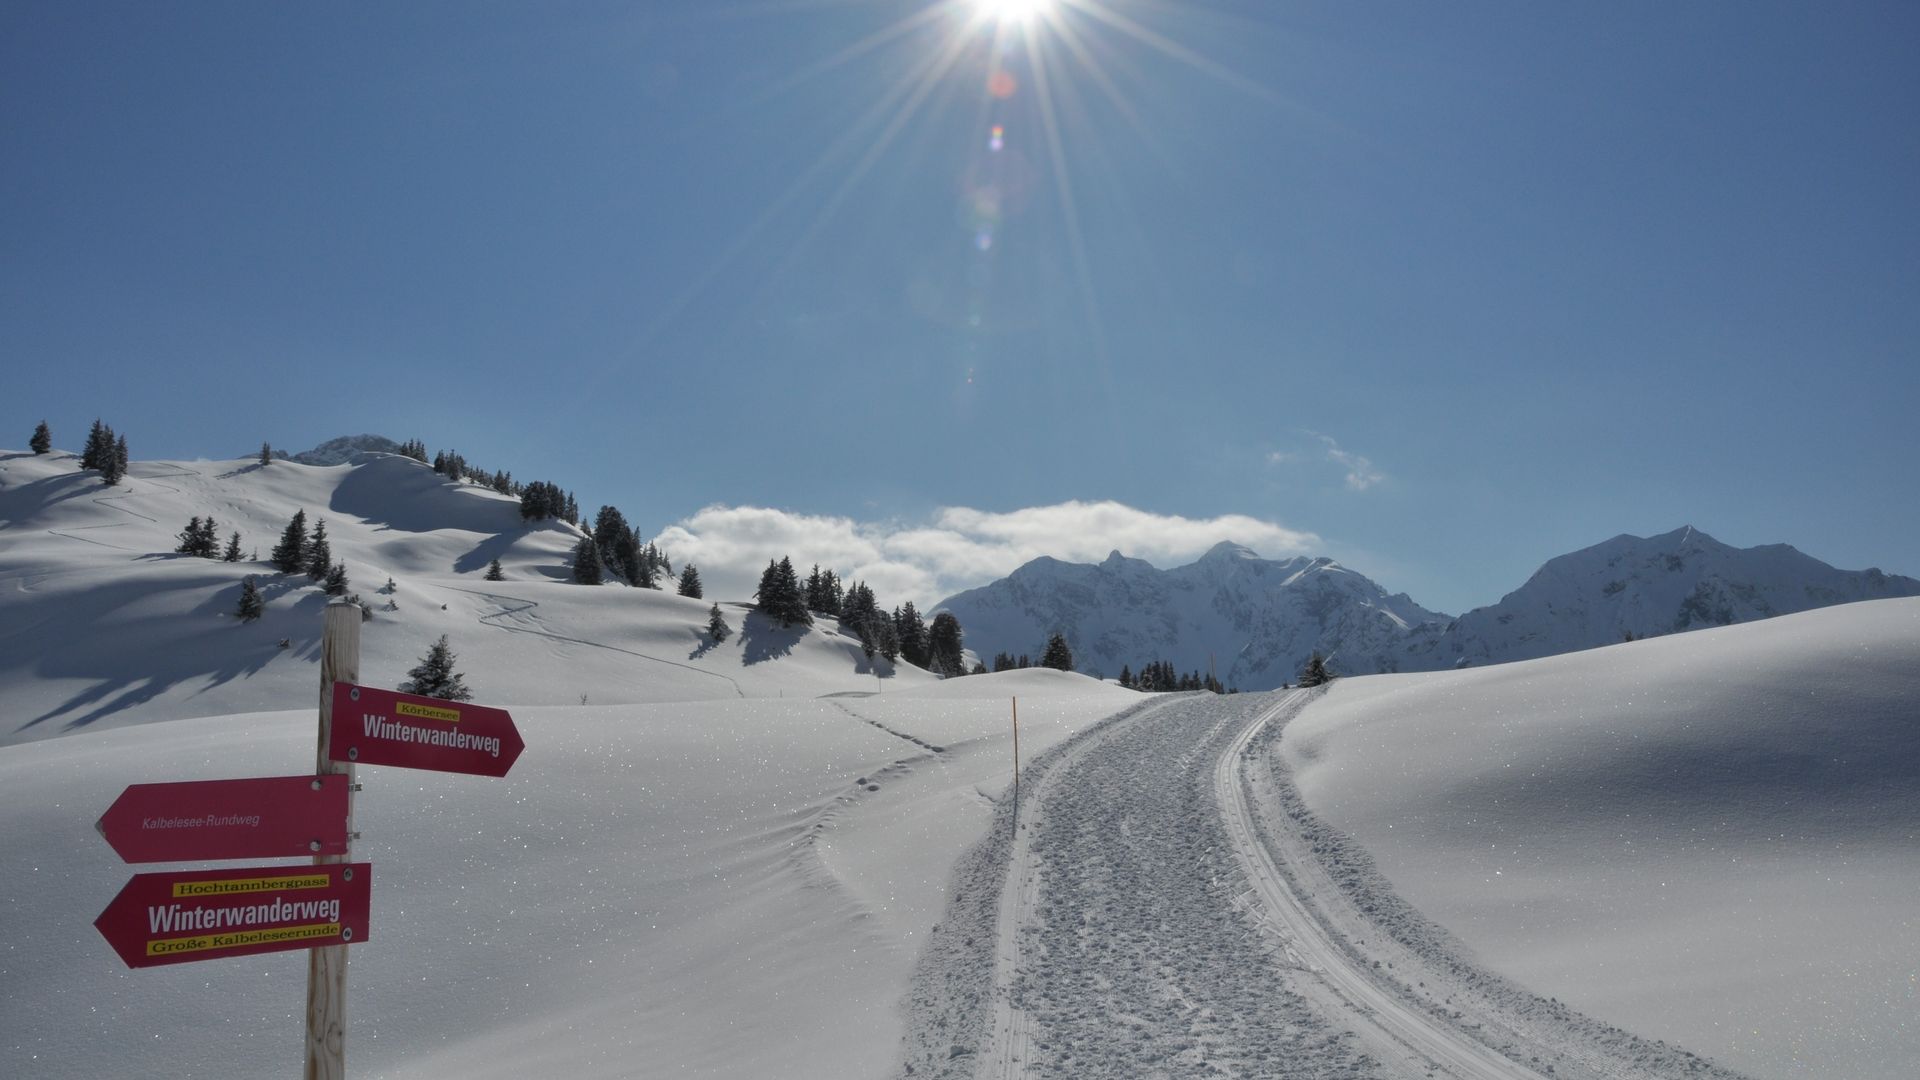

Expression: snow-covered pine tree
xmin=324 ymin=562 xmax=349 ymax=596
xmin=1041 ymin=633 xmax=1074 ymax=672
xmin=485 ymin=558 xmax=505 ymax=581
xmin=677 ymin=564 xmax=703 ymax=599
xmin=30 ymin=421 xmax=51 ymax=455
xmin=223 ymin=531 xmax=244 ymax=562
xmin=271 ymin=510 xmax=309 ymax=574
xmin=259 ymin=441 xmax=272 ymax=466
xmin=571 ymin=535 xmax=603 ymax=584
xmin=236 ymin=577 xmax=265 ymax=621
xmin=305 ymin=519 xmax=332 ymax=580
xmin=707 ymin=603 xmax=731 ymax=642
xmin=399 ymin=635 xmax=472 ymax=701
xmin=1297 ymin=652 xmax=1333 ymax=688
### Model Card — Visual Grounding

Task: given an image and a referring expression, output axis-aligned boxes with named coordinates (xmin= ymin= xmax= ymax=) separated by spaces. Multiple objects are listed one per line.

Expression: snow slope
xmin=1281 ymin=597 xmax=1920 ymax=1080
xmin=0 ymin=448 xmax=933 ymax=746
xmin=0 ymin=668 xmax=1134 ymax=1079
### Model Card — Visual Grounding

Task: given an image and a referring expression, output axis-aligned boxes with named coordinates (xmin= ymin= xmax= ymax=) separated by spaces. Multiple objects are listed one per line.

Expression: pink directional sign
xmin=96 ymin=775 xmax=351 ymax=863
xmin=328 ymin=682 xmax=524 ymax=777
xmin=95 ymin=862 xmax=371 ymax=969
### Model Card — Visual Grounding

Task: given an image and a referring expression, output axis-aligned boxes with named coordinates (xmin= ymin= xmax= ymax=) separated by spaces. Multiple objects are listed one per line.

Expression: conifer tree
xmin=894 ymin=602 xmax=929 ymax=667
xmin=100 ymin=430 xmax=126 ymax=485
xmin=754 ymin=557 xmax=810 ymax=627
xmin=707 ymin=603 xmax=731 ymax=642
xmin=1041 ymin=633 xmax=1074 ymax=672
xmin=571 ymin=535 xmax=603 ymax=584
xmin=926 ymin=612 xmax=966 ymax=678
xmin=223 ymin=530 xmax=244 ymax=562
xmin=259 ymin=442 xmax=272 ymax=466
xmin=399 ymin=635 xmax=472 ymax=701
xmin=176 ymin=516 xmax=206 ymax=556
xmin=485 ymin=558 xmax=505 ymax=581
xmin=1297 ymin=652 xmax=1333 ymax=688
xmin=324 ymin=562 xmax=349 ymax=596
xmin=81 ymin=419 xmax=107 ymax=471
xmin=305 ymin=519 xmax=332 ymax=580
xmin=30 ymin=421 xmax=51 ymax=455
xmin=236 ymin=577 xmax=265 ymax=621
xmin=1118 ymin=664 xmax=1134 ymax=689
xmin=271 ymin=510 xmax=309 ymax=574
xmin=677 ymin=564 xmax=703 ymax=599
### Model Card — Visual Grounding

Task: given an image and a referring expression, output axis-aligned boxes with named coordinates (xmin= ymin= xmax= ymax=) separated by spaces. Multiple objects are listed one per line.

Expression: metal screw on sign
xmin=309 ymin=841 xmax=321 ymax=852
xmin=343 ymin=868 xmax=354 ymax=882
xmin=342 ymin=928 xmax=354 ymax=942
xmin=349 ymin=687 xmax=360 ymax=702
xmin=347 ymin=748 xmax=358 ymax=761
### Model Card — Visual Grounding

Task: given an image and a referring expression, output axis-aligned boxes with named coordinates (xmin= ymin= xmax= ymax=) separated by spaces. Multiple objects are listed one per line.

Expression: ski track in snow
xmin=901 ymin=690 xmax=1753 ymax=1080
xmin=432 ymin=582 xmax=747 ymax=696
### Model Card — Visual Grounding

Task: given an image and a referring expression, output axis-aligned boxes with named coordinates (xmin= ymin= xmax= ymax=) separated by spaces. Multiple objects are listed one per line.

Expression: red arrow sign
xmin=96 ymin=775 xmax=351 ymax=863
xmin=328 ymin=683 xmax=524 ymax=777
xmin=95 ymin=862 xmax=371 ymax=969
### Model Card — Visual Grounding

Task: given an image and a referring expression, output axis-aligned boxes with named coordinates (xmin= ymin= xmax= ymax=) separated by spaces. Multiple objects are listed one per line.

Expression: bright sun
xmin=976 ymin=0 xmax=1053 ymax=24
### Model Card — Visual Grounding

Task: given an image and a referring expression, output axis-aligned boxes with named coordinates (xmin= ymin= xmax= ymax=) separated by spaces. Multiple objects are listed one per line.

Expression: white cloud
xmin=655 ymin=500 xmax=1321 ymax=611
xmin=1313 ymin=434 xmax=1385 ymax=491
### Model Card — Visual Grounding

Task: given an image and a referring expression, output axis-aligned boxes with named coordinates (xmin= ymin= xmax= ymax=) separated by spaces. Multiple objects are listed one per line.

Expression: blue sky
xmin=5 ymin=0 xmax=1916 ymax=614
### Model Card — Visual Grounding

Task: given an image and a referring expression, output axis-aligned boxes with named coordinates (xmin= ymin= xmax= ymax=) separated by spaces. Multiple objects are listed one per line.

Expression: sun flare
xmin=977 ymin=0 xmax=1054 ymax=25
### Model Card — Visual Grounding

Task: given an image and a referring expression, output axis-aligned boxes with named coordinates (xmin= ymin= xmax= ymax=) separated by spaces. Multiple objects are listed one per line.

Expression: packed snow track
xmin=900 ymin=690 xmax=1750 ymax=1080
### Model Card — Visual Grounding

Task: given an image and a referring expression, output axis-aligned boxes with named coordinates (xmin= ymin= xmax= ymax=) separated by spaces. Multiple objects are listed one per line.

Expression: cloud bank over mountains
xmin=656 ymin=501 xmax=1322 ymax=611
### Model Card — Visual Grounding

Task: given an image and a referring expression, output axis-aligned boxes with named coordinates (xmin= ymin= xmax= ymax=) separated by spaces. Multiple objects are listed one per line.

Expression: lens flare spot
xmin=975 ymin=231 xmax=994 ymax=251
xmin=989 ymin=125 xmax=1005 ymax=152
xmin=988 ymin=70 xmax=1018 ymax=99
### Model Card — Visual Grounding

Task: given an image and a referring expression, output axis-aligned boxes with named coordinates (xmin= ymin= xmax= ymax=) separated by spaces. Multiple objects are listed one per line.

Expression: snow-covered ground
xmin=0 ymin=670 xmax=1133 ymax=1079
xmin=1281 ymin=598 xmax=1920 ymax=1080
xmin=0 ymin=449 xmax=938 ymax=747
xmin=4 ymin=446 xmax=1914 ymax=1079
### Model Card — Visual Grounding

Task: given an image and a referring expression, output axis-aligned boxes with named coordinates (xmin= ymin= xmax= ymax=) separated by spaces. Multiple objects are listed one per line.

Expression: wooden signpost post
xmin=91 ymin=599 xmax=528 ymax=1079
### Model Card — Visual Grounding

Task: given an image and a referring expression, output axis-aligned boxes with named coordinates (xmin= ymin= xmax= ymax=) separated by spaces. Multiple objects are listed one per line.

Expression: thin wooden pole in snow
xmin=1011 ymin=696 xmax=1020 ymax=827
xmin=306 ymin=601 xmax=359 ymax=1080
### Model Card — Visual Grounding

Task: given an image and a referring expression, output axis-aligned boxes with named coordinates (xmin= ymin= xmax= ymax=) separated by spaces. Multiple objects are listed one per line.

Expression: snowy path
xmin=1217 ymin=694 xmax=1544 ymax=1079
xmin=900 ymin=689 xmax=1746 ymax=1080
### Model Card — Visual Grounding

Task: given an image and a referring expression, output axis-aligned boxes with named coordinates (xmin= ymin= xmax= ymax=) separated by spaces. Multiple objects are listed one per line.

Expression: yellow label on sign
xmin=172 ymin=874 xmax=330 ymax=898
xmin=146 ymin=923 xmax=341 ymax=956
xmin=397 ymin=701 xmax=461 ymax=723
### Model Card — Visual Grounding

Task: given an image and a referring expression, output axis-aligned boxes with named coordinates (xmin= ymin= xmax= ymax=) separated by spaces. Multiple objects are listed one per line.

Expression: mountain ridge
xmin=938 ymin=527 xmax=1920 ymax=687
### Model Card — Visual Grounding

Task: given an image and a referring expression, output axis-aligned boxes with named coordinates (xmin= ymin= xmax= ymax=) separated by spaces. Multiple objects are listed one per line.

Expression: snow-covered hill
xmin=935 ymin=541 xmax=1448 ymax=690
xmin=1401 ymin=524 xmax=1920 ymax=668
xmin=937 ymin=528 xmax=1919 ymax=686
xmin=1283 ymin=597 xmax=1920 ymax=1079
xmin=0 ymin=447 xmax=933 ymax=745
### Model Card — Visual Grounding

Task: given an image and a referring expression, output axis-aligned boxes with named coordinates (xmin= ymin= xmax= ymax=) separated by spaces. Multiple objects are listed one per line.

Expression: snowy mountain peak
xmin=938 ymin=547 xmax=1447 ymax=689
xmin=1199 ymin=540 xmax=1260 ymax=562
xmin=282 ymin=433 xmax=402 ymax=466
xmin=1400 ymin=526 xmax=1920 ymax=668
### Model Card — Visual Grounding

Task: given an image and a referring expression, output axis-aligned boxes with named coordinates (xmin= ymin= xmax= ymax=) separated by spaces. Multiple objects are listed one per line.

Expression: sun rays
xmin=637 ymin=1 xmax=1293 ymax=377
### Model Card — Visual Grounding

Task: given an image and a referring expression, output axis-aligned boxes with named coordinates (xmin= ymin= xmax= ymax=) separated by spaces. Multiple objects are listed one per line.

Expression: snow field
xmin=0 ymin=672 xmax=1129 ymax=1079
xmin=1283 ymin=598 xmax=1920 ymax=1080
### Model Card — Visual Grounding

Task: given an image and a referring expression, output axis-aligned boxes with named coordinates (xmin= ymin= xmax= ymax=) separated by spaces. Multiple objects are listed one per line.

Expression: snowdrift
xmin=1284 ymin=597 xmax=1920 ymax=1080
